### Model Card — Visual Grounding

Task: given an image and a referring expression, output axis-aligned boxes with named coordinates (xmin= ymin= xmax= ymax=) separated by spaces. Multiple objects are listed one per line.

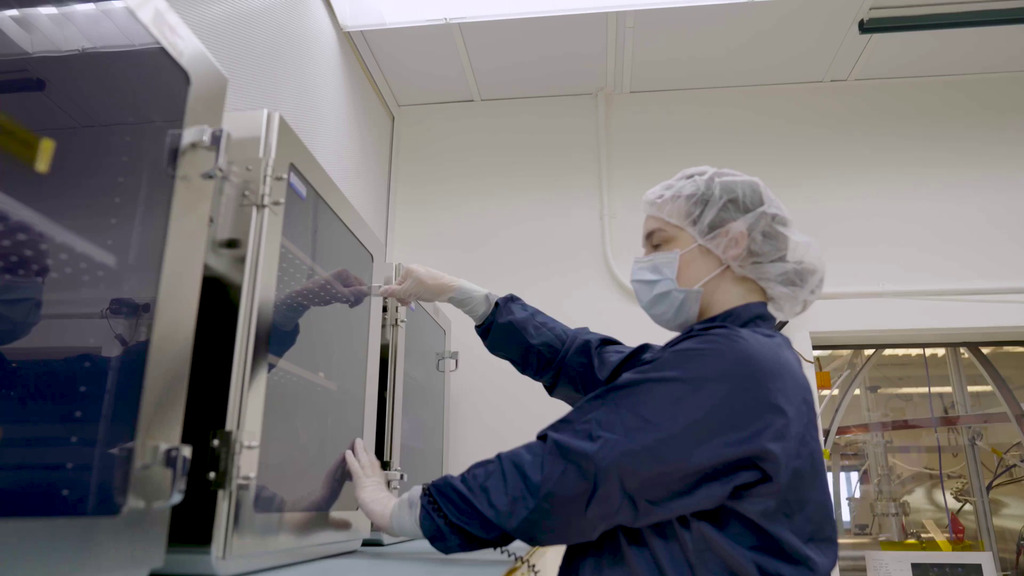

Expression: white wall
xmin=169 ymin=0 xmax=394 ymax=240
xmin=392 ymin=73 xmax=1024 ymax=474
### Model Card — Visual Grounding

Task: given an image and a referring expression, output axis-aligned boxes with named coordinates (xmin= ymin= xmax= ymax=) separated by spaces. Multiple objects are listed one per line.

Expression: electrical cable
xmin=922 ymin=347 xmax=953 ymax=534
xmin=890 ymin=457 xmax=965 ymax=476
xmin=495 ymin=546 xmax=541 ymax=576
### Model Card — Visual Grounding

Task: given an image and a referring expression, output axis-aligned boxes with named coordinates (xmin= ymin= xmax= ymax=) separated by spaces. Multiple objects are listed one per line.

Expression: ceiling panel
xmin=855 ymin=25 xmax=1024 ymax=80
xmin=629 ymin=0 xmax=863 ymax=92
xmin=363 ymin=25 xmax=473 ymax=106
xmin=459 ymin=13 xmax=607 ymax=100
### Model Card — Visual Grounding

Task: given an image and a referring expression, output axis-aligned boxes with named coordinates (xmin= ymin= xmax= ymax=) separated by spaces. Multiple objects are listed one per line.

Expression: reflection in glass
xmin=252 ymin=167 xmax=372 ymax=514
xmin=398 ymin=305 xmax=446 ymax=494
xmin=0 ymin=13 xmax=189 ymax=516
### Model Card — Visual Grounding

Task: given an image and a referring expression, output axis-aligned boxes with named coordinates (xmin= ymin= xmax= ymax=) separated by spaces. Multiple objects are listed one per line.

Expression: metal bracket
xmin=437 ymin=350 xmax=459 ymax=373
xmin=166 ymin=125 xmax=230 ymax=180
xmin=137 ymin=443 xmax=193 ymax=508
xmin=206 ymin=430 xmax=234 ymax=490
xmin=384 ymin=469 xmax=408 ymax=492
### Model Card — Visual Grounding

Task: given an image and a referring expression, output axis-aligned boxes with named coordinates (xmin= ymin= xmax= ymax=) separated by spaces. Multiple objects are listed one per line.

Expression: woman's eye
xmin=651 ymin=244 xmax=662 ymax=250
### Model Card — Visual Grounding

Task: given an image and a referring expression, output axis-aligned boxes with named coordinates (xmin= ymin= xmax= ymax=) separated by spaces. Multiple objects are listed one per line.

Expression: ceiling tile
xmin=855 ymin=25 xmax=1024 ymax=80
xmin=364 ymin=25 xmax=473 ymax=106
xmin=459 ymin=13 xmax=607 ymax=100
xmin=629 ymin=0 xmax=863 ymax=92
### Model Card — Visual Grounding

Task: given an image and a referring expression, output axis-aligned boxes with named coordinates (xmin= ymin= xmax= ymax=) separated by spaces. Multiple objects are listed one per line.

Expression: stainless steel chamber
xmin=159 ymin=110 xmax=386 ymax=574
xmin=0 ymin=1 xmax=228 ymax=574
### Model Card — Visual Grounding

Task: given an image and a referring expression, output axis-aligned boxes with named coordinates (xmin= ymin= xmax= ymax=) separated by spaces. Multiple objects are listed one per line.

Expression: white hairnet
xmin=641 ymin=167 xmax=824 ymax=321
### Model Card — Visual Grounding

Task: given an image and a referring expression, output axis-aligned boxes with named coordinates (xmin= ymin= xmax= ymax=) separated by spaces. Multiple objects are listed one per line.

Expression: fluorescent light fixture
xmin=330 ymin=0 xmax=766 ymax=30
xmin=860 ymin=6 xmax=1024 ymax=34
xmin=1 ymin=9 xmax=19 ymax=16
xmin=74 ymin=3 xmax=98 ymax=10
xmin=37 ymin=6 xmax=59 ymax=14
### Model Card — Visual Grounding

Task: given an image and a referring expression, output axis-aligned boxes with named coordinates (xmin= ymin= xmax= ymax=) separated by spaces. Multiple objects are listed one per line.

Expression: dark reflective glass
xmin=0 ymin=4 xmax=190 ymax=516
xmin=253 ymin=167 xmax=372 ymax=513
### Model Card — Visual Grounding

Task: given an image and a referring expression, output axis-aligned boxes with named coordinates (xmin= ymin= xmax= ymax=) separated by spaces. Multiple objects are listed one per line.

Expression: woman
xmin=345 ymin=167 xmax=836 ymax=575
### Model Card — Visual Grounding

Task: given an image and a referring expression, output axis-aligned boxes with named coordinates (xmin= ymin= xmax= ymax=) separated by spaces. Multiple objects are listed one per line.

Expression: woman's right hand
xmin=380 ymin=264 xmax=461 ymax=306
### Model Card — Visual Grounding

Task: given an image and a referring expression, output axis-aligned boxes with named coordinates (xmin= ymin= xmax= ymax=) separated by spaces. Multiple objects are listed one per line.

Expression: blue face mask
xmin=0 ymin=278 xmax=44 ymax=346
xmin=631 ymin=244 xmax=727 ymax=333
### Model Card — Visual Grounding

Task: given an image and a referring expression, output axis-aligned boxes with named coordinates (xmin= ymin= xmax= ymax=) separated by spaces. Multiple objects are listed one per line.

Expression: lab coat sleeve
xmin=266 ymin=323 xmax=301 ymax=366
xmin=419 ymin=344 xmax=790 ymax=552
xmin=475 ymin=294 xmax=652 ymax=405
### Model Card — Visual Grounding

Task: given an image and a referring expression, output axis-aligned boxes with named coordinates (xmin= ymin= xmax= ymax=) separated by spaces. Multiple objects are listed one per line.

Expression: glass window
xmin=252 ymin=167 xmax=373 ymax=514
xmin=398 ymin=305 xmax=447 ymax=493
xmin=0 ymin=9 xmax=190 ymax=517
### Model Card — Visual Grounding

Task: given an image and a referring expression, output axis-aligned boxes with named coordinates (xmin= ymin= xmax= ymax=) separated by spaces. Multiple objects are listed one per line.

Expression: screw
xmin=207 ymin=471 xmax=217 ymax=481
xmin=210 ymin=438 xmax=220 ymax=448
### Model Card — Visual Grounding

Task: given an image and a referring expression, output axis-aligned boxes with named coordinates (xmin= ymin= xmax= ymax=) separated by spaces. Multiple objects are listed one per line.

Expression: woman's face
xmin=641 ymin=215 xmax=724 ymax=290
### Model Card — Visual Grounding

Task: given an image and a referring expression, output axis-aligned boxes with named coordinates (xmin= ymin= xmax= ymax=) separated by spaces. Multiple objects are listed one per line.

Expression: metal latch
xmin=384 ymin=469 xmax=408 ymax=492
xmin=165 ymin=125 xmax=230 ymax=180
xmin=136 ymin=443 xmax=193 ymax=508
xmin=437 ymin=350 xmax=459 ymax=373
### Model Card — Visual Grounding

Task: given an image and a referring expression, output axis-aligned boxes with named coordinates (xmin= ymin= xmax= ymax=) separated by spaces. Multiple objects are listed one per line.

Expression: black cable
xmin=495 ymin=546 xmax=541 ymax=576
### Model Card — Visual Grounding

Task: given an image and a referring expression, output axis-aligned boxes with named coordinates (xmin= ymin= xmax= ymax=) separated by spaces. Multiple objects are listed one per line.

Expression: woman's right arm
xmin=476 ymin=295 xmax=653 ymax=405
xmin=382 ymin=265 xmax=649 ymax=405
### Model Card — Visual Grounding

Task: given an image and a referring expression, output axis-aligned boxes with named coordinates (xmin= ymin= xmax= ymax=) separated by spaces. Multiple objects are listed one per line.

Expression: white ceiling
xmin=354 ymin=0 xmax=1024 ymax=108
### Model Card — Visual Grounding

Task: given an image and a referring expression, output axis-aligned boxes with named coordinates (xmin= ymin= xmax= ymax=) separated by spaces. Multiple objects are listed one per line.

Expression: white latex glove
xmin=381 ymin=264 xmax=498 ymax=325
xmin=380 ymin=264 xmax=460 ymax=306
xmin=344 ymin=438 xmax=397 ymax=533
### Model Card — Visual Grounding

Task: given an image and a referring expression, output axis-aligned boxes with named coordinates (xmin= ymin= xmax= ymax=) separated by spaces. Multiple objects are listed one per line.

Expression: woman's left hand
xmin=345 ymin=438 xmax=397 ymax=532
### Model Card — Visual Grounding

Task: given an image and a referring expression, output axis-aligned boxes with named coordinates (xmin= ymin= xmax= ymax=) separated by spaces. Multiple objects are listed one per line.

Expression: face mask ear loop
xmin=695 ymin=263 xmax=730 ymax=290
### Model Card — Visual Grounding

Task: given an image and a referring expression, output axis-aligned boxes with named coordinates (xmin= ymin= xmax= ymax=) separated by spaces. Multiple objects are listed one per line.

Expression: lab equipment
xmin=160 ymin=110 xmax=385 ymax=575
xmin=641 ymin=166 xmax=824 ymax=321
xmin=366 ymin=271 xmax=454 ymax=545
xmin=419 ymin=295 xmax=837 ymax=574
xmin=820 ymin=346 xmax=1024 ymax=575
xmin=0 ymin=1 xmax=228 ymax=575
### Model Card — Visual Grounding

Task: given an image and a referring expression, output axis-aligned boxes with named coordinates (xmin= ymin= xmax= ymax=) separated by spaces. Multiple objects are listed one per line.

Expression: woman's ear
xmin=720 ymin=226 xmax=749 ymax=262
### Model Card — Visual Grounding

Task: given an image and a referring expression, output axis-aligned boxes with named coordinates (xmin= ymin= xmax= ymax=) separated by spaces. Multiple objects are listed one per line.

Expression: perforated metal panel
xmin=168 ymin=0 xmax=393 ymax=241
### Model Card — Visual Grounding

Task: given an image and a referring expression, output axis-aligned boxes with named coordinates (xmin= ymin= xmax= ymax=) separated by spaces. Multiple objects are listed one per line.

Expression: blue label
xmin=288 ymin=171 xmax=307 ymax=199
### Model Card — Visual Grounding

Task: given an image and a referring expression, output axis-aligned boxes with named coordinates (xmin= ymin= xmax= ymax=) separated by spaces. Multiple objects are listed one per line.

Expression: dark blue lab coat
xmin=419 ymin=295 xmax=837 ymax=575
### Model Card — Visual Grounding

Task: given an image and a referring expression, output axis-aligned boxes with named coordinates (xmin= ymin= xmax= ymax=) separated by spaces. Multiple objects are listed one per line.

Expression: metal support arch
xmin=825 ymin=348 xmax=885 ymax=452
xmin=947 ymin=348 xmax=1000 ymax=571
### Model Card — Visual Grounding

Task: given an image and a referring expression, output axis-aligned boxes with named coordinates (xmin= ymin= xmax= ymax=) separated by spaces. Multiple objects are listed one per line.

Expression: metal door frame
xmin=221 ymin=112 xmax=385 ymax=565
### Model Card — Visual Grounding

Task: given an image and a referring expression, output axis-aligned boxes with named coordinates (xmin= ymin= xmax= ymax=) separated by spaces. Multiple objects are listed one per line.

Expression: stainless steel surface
xmin=233 ymin=111 xmax=384 ymax=562
xmin=0 ymin=0 xmax=228 ymax=574
xmin=161 ymin=111 xmax=386 ymax=574
xmin=947 ymin=348 xmax=1000 ymax=571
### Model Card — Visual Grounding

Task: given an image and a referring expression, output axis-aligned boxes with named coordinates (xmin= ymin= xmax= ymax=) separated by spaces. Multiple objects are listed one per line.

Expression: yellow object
xmin=0 ymin=113 xmax=56 ymax=175
xmin=815 ymin=371 xmax=832 ymax=390
xmin=823 ymin=449 xmax=831 ymax=461
xmin=878 ymin=540 xmax=982 ymax=553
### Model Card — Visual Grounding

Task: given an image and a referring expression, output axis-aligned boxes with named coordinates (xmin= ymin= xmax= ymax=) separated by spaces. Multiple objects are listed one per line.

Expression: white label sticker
xmin=288 ymin=171 xmax=307 ymax=199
